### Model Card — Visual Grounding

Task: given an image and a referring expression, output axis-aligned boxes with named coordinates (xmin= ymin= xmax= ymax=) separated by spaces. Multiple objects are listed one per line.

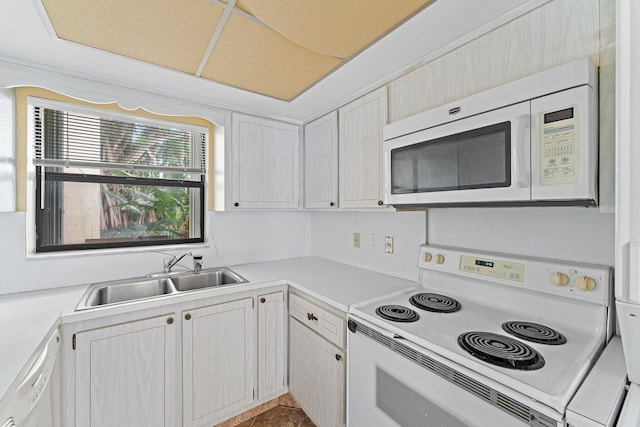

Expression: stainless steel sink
xmin=75 ymin=268 xmax=248 ymax=310
xmin=76 ymin=278 xmax=178 ymax=310
xmin=171 ymin=268 xmax=248 ymax=292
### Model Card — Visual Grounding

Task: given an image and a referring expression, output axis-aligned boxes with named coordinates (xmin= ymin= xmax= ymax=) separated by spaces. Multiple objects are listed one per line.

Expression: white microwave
xmin=383 ymin=59 xmax=598 ymax=207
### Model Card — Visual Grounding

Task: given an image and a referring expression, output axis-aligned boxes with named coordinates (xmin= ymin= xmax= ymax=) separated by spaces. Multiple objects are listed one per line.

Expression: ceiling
xmin=39 ymin=0 xmax=435 ymax=101
xmin=0 ymin=0 xmax=541 ymax=122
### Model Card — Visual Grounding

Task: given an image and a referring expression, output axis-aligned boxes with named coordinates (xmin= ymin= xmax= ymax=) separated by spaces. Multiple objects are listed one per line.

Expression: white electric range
xmin=347 ymin=245 xmax=613 ymax=427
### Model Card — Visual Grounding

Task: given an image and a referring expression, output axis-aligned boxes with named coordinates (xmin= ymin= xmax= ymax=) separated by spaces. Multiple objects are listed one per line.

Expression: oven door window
xmin=390 ymin=122 xmax=511 ymax=194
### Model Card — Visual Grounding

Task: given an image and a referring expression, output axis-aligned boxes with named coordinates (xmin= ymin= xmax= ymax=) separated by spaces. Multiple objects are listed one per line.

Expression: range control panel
xmin=459 ymin=255 xmax=525 ymax=282
xmin=419 ymin=245 xmax=611 ymax=306
xmin=540 ymin=105 xmax=580 ymax=185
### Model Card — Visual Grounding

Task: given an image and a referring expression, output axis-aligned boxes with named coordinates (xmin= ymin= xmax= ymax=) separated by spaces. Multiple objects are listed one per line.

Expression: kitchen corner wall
xmin=311 ymin=210 xmax=427 ymax=281
xmin=0 ymin=211 xmax=312 ymax=295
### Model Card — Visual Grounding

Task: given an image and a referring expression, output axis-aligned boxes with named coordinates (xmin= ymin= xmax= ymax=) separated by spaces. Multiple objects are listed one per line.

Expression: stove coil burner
xmin=502 ymin=321 xmax=567 ymax=345
xmin=409 ymin=293 xmax=461 ymax=313
xmin=375 ymin=305 xmax=420 ymax=322
xmin=458 ymin=331 xmax=545 ymax=371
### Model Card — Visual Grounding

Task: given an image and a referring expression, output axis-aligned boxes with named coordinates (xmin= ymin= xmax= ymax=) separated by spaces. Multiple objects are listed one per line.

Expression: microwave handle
xmin=512 ymin=114 xmax=530 ymax=188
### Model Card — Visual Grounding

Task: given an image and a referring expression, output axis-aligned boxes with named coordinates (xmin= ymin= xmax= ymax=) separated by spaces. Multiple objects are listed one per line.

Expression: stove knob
xmin=422 ymin=252 xmax=432 ymax=262
xmin=435 ymin=254 xmax=445 ymax=264
xmin=576 ymin=276 xmax=596 ymax=291
xmin=550 ymin=272 xmax=569 ymax=286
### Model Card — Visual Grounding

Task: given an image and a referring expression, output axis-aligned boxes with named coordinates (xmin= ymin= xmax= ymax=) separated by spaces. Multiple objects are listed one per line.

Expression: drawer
xmin=289 ymin=293 xmax=345 ymax=348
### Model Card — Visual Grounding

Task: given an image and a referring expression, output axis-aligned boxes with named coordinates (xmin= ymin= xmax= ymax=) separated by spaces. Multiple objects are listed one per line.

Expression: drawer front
xmin=289 ymin=293 xmax=345 ymax=348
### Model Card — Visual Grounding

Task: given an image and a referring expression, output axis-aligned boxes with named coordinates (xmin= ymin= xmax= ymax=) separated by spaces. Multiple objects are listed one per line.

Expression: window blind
xmin=33 ymin=105 xmax=207 ymax=175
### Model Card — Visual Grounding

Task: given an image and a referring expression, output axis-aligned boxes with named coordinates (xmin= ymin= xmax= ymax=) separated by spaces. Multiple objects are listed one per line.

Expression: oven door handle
xmin=512 ymin=114 xmax=531 ymax=188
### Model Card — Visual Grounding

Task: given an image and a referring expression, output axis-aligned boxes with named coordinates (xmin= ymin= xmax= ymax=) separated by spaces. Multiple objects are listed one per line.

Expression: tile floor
xmin=234 ymin=405 xmax=316 ymax=427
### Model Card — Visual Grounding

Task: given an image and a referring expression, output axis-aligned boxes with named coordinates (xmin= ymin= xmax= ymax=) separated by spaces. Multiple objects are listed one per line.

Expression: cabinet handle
xmin=167 ymin=317 xmax=174 ymax=325
xmin=330 ymin=202 xmax=335 ymax=207
xmin=335 ymin=354 xmax=342 ymax=361
xmin=260 ymin=297 xmax=266 ymax=303
xmin=185 ymin=313 xmax=192 ymax=320
xmin=234 ymin=202 xmax=239 ymax=207
xmin=307 ymin=312 xmax=318 ymax=321
xmin=378 ymin=200 xmax=384 ymax=206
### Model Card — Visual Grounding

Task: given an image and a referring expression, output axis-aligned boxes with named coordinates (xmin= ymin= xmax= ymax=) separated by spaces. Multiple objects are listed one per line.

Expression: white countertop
xmin=232 ymin=256 xmax=418 ymax=312
xmin=0 ymin=256 xmax=417 ymax=403
xmin=566 ymin=336 xmax=628 ymax=426
xmin=0 ymin=285 xmax=88 ymax=403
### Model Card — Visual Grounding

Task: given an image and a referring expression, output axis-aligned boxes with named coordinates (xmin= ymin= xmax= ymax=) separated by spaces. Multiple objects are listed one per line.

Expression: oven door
xmin=347 ymin=318 xmax=559 ymax=427
xmin=383 ymin=101 xmax=530 ymax=206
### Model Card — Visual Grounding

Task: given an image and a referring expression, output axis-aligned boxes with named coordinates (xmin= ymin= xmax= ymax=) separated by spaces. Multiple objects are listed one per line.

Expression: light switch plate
xmin=353 ymin=233 xmax=360 ymax=248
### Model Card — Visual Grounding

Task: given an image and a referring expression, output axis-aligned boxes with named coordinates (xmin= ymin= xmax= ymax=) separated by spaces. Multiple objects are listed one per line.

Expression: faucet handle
xmin=193 ymin=255 xmax=203 ymax=273
xmin=163 ymin=257 xmax=174 ymax=273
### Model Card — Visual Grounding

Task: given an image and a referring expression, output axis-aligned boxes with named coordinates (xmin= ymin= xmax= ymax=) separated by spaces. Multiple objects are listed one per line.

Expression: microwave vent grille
xmin=351 ymin=319 xmax=558 ymax=427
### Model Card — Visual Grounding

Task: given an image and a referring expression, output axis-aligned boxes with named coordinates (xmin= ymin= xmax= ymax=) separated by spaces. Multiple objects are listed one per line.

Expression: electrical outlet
xmin=385 ymin=236 xmax=394 ymax=253
xmin=353 ymin=232 xmax=361 ymax=248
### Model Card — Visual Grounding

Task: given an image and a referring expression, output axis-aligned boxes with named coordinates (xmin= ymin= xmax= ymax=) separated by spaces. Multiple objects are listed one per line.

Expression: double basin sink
xmin=76 ymin=268 xmax=248 ymax=311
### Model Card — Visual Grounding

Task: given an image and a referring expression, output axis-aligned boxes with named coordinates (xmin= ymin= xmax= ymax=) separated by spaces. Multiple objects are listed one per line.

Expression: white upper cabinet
xmin=231 ymin=113 xmax=301 ymax=209
xmin=231 ymin=114 xmax=300 ymax=209
xmin=338 ymin=87 xmax=388 ymax=208
xmin=304 ymin=111 xmax=339 ymax=209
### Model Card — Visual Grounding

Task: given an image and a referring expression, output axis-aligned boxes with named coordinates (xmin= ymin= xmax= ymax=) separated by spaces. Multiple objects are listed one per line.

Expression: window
xmin=31 ymin=99 xmax=207 ymax=252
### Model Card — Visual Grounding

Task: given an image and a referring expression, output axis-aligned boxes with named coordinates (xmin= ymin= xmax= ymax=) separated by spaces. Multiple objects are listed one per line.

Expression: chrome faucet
xmin=164 ymin=252 xmax=192 ymax=273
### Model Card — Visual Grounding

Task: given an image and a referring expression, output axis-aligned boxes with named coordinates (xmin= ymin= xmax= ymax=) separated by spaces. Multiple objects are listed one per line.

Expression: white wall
xmin=207 ymin=211 xmax=311 ymax=266
xmin=0 ymin=211 xmax=311 ymax=295
xmin=310 ymin=210 xmax=427 ymax=281
xmin=427 ymin=207 xmax=614 ymax=266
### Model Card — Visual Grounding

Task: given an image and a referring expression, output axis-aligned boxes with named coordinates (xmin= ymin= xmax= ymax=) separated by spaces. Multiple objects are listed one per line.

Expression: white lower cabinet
xmin=289 ymin=318 xmax=345 ymax=427
xmin=66 ymin=286 xmax=286 ymax=427
xmin=289 ymin=309 xmax=345 ymax=427
xmin=74 ymin=314 xmax=177 ymax=427
xmin=183 ymin=298 xmax=254 ymax=427
xmin=257 ymin=291 xmax=285 ymax=399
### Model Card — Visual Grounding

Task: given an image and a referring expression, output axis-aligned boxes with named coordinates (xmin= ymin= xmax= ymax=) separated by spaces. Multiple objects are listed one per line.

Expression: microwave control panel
xmin=540 ymin=105 xmax=579 ymax=185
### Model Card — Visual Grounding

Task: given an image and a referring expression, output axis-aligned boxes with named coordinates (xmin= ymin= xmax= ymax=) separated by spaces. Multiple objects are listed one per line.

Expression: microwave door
xmin=391 ymin=138 xmax=458 ymax=194
xmin=384 ymin=101 xmax=531 ymax=205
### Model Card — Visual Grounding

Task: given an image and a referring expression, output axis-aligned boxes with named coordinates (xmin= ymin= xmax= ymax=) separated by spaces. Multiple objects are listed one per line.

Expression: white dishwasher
xmin=1 ymin=329 xmax=61 ymax=427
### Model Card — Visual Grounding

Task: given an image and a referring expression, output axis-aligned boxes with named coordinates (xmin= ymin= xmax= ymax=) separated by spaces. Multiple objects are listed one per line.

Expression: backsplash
xmin=0 ymin=211 xmax=312 ymax=295
xmin=428 ymin=207 xmax=614 ymax=266
xmin=311 ymin=210 xmax=427 ymax=281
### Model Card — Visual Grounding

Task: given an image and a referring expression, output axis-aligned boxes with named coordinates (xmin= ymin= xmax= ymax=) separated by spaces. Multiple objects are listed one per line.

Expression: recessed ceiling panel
xmin=200 ymin=14 xmax=342 ymax=101
xmin=235 ymin=0 xmax=435 ymax=58
xmin=41 ymin=0 xmax=223 ymax=74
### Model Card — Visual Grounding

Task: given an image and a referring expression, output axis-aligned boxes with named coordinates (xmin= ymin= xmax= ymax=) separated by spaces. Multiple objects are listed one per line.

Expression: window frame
xmin=27 ymin=96 xmax=209 ymax=254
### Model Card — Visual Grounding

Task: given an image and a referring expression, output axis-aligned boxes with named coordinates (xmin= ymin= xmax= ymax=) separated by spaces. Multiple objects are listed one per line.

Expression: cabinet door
xmin=257 ymin=291 xmax=285 ymax=399
xmin=304 ymin=112 xmax=339 ymax=209
xmin=231 ymin=113 xmax=300 ymax=209
xmin=183 ymin=298 xmax=254 ymax=427
xmin=339 ymin=87 xmax=388 ymax=208
xmin=75 ymin=314 xmax=176 ymax=427
xmin=289 ymin=317 xmax=345 ymax=427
